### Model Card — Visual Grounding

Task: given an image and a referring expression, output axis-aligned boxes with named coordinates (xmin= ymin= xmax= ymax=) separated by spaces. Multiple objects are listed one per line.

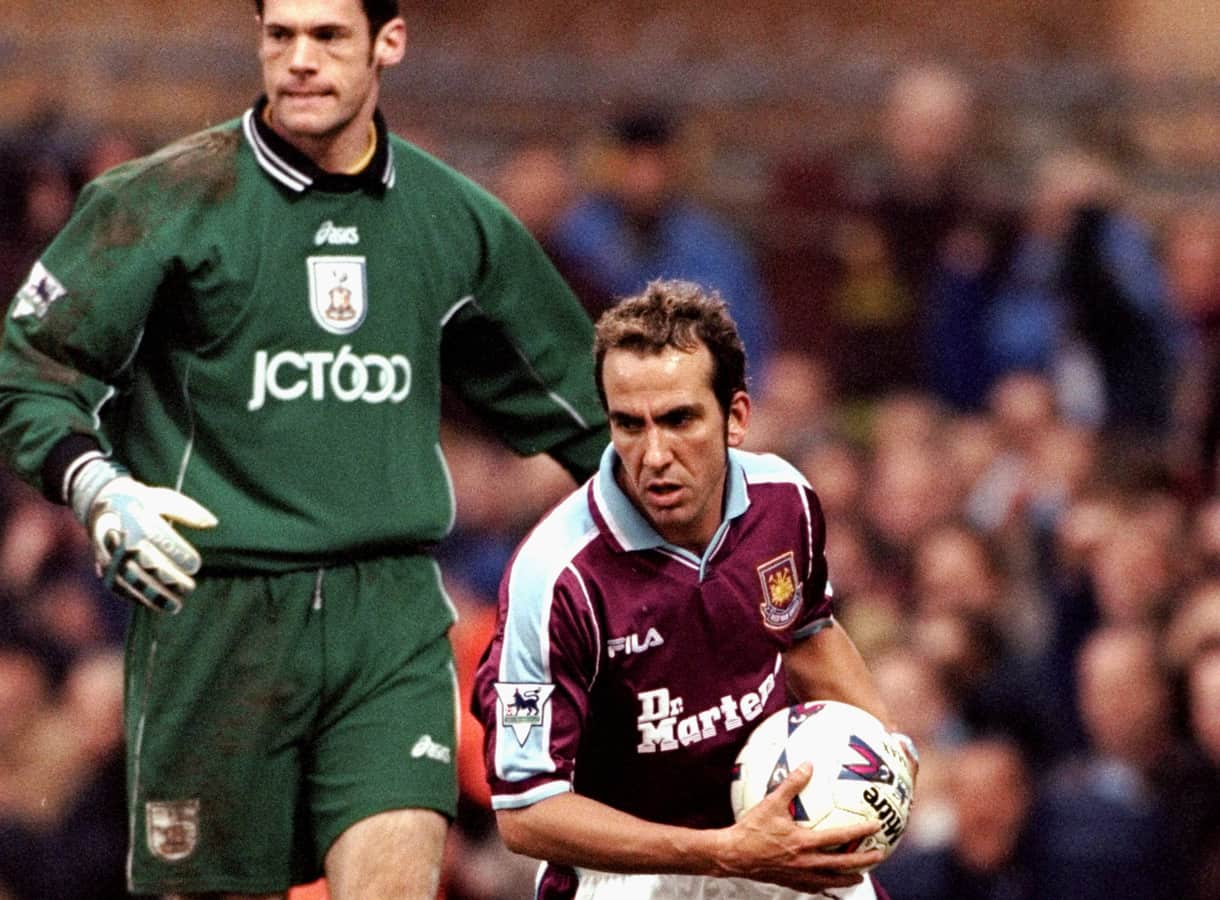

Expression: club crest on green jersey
xmin=308 ymin=256 xmax=368 ymax=334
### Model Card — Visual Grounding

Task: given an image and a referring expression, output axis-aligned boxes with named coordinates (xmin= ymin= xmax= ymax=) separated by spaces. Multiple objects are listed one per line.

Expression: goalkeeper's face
xmin=259 ymin=0 xmax=405 ymax=163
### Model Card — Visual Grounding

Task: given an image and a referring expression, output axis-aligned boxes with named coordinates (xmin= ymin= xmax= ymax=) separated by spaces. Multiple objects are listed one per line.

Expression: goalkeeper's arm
xmin=64 ymin=451 xmax=218 ymax=614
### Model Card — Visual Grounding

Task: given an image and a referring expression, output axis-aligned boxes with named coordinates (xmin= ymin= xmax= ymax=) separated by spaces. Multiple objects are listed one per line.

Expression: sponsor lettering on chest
xmin=246 ymin=234 xmax=417 ymax=409
xmin=247 ymin=345 xmax=412 ymax=410
xmin=635 ymin=667 xmax=777 ymax=753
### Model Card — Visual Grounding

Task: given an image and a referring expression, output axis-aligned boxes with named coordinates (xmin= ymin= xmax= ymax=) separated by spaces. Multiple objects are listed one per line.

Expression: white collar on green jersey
xmin=242 ymin=96 xmax=396 ymax=194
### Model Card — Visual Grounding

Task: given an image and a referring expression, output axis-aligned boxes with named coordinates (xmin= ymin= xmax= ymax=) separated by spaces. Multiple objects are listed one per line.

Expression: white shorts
xmin=572 ymin=869 xmax=878 ymax=900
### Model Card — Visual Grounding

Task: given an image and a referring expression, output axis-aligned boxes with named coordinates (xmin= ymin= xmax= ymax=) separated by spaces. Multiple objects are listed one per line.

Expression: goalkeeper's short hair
xmin=252 ymin=0 xmax=400 ymax=36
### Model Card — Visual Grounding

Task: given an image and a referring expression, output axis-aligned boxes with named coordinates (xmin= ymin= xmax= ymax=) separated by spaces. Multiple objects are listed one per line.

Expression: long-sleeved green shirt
xmin=0 ymin=100 xmax=608 ymax=572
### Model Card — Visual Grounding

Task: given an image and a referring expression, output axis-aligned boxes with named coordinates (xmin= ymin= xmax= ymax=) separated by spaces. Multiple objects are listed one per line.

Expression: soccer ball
xmin=729 ymin=700 xmax=914 ymax=869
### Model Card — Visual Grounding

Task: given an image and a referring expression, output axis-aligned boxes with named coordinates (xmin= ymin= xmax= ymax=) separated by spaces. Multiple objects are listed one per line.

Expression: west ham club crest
xmin=757 ymin=551 xmax=804 ymax=629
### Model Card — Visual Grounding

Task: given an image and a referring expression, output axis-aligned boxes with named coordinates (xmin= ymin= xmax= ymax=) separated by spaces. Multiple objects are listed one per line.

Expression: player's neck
xmin=263 ymin=106 xmax=378 ymax=175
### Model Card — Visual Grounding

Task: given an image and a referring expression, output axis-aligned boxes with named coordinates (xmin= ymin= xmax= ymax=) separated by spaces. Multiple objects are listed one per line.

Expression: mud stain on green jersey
xmin=91 ymin=127 xmax=241 ymax=255
xmin=92 ymin=202 xmax=147 ymax=252
xmin=31 ymin=345 xmax=90 ymax=387
xmin=152 ymin=128 xmax=241 ymax=208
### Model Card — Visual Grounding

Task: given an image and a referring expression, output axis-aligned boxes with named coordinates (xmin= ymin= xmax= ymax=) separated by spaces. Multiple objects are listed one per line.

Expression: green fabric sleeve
xmin=440 ymin=197 xmax=608 ymax=482
xmin=0 ymin=176 xmax=166 ymax=496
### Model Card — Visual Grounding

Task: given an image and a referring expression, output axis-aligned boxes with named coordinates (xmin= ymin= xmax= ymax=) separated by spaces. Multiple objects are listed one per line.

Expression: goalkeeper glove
xmin=69 ymin=457 xmax=218 ymax=614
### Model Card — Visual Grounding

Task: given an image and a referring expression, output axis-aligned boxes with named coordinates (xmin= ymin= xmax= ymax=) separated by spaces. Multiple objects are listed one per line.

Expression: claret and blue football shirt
xmin=473 ymin=445 xmax=836 ymax=830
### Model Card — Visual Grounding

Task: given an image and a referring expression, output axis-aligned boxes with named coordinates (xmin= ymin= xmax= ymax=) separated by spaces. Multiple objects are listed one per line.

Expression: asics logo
xmin=411 ymin=734 xmax=452 ymax=763
xmin=314 ymin=220 xmax=360 ymax=246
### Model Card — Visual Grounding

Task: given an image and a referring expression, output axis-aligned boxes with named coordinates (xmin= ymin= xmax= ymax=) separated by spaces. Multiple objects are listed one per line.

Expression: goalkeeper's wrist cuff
xmin=68 ymin=456 xmax=128 ymax=524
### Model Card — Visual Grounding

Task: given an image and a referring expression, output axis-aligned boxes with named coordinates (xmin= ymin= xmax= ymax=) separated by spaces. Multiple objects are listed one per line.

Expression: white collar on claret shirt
xmin=591 ymin=443 xmax=750 ymax=569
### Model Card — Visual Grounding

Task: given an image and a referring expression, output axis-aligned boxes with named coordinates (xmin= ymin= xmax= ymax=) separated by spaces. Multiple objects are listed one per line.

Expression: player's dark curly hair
xmin=253 ymin=0 xmax=400 ymax=36
xmin=593 ymin=279 xmax=747 ymax=416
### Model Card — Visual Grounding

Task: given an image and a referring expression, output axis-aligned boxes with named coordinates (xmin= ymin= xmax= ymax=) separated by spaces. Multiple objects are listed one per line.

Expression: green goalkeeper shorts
xmin=123 ymin=554 xmax=459 ymax=896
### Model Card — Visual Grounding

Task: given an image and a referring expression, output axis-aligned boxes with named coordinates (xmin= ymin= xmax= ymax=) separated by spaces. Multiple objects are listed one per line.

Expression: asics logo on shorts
xmin=411 ymin=734 xmax=452 ymax=763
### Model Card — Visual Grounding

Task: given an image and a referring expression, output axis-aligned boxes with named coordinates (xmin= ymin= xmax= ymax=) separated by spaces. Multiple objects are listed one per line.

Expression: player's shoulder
xmin=508 ymin=486 xmax=599 ymax=590
xmin=388 ymin=134 xmax=502 ymax=207
xmin=91 ymin=119 xmax=243 ymax=197
xmin=733 ymin=448 xmax=811 ymax=490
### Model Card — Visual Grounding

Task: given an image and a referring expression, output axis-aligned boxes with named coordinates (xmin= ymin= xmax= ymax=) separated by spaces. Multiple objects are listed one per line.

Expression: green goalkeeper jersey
xmin=0 ymin=100 xmax=608 ymax=573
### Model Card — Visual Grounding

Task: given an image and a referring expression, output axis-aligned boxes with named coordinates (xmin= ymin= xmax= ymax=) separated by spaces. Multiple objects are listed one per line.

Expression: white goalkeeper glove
xmin=69 ymin=457 xmax=218 ymax=614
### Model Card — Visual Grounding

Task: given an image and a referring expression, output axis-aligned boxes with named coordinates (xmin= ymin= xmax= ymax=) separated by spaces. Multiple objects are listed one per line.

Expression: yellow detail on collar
xmin=344 ymin=123 xmax=378 ymax=175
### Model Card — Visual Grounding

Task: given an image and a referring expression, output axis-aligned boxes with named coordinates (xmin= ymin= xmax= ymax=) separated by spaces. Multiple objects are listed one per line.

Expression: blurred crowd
xmin=1 ymin=61 xmax=1218 ymax=900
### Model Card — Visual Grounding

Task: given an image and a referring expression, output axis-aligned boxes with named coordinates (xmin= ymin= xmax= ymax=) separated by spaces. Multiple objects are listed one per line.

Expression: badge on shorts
xmin=494 ymin=682 xmax=556 ymax=746
xmin=757 ymin=552 xmax=803 ymax=629
xmin=307 ymin=255 xmax=367 ymax=334
xmin=146 ymin=799 xmax=200 ymax=862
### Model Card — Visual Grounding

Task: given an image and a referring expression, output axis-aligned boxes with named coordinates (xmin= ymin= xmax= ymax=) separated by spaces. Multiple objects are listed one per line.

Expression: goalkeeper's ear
xmin=372 ymin=16 xmax=406 ymax=70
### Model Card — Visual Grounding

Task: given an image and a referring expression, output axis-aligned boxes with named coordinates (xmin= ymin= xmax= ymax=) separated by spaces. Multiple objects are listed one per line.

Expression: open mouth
xmin=646 ymin=483 xmax=683 ymax=505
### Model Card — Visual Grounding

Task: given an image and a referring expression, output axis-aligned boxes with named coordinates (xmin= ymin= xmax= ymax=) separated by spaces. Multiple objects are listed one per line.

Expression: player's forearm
xmin=495 ymin=792 xmax=730 ymax=877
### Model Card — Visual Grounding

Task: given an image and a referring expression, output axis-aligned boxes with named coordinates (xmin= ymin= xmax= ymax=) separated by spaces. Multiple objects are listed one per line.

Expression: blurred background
xmin=0 ymin=2 xmax=1218 ymax=899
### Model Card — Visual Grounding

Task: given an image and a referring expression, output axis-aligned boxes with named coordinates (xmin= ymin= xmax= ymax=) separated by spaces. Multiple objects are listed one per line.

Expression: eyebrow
xmin=609 ymin=403 xmax=700 ymax=426
xmin=262 ymin=20 xmax=354 ymax=35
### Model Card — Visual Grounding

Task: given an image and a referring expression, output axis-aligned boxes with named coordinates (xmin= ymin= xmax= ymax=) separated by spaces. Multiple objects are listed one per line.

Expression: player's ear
xmin=372 ymin=16 xmax=407 ymax=68
xmin=726 ymin=390 xmax=750 ymax=448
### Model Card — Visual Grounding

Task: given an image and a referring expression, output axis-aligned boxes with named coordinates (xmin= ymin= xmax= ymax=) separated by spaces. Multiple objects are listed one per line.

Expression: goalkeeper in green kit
xmin=0 ymin=0 xmax=608 ymax=897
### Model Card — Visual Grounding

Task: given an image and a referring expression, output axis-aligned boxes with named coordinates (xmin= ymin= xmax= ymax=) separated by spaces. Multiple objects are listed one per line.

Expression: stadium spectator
xmin=909 ymin=608 xmax=1070 ymax=769
xmin=868 ymin=647 xmax=967 ymax=853
xmin=1167 ymin=639 xmax=1220 ymax=900
xmin=881 ymin=737 xmax=1037 ymax=900
xmin=1163 ymin=206 xmax=1220 ymax=492
xmin=843 ymin=64 xmax=1010 ymax=407
xmin=861 ymin=440 xmax=954 ymax=593
xmin=0 ymin=152 xmax=76 ymax=302
xmin=490 ymin=143 xmax=605 ymax=321
xmin=742 ymin=349 xmax=835 ymax=463
xmin=984 ymin=148 xmax=1183 ymax=437
xmin=551 ymin=105 xmax=776 ymax=385
xmin=796 ymin=432 xmax=867 ymax=529
xmin=1029 ymin=625 xmax=1187 ymax=900
xmin=0 ymin=645 xmax=123 ymax=900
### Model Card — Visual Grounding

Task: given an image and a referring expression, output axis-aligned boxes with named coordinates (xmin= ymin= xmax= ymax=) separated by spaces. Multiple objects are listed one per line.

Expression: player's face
xmin=259 ymin=0 xmax=405 ymax=167
xmin=604 ymin=344 xmax=749 ymax=553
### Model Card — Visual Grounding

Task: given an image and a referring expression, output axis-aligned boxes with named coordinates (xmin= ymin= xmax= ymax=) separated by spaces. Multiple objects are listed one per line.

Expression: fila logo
xmin=314 ymin=220 xmax=360 ymax=246
xmin=607 ymin=627 xmax=664 ymax=658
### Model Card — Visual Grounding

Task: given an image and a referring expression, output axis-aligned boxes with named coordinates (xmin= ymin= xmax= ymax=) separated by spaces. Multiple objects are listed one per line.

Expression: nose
xmin=289 ymin=35 xmax=319 ymax=72
xmin=642 ymin=426 xmax=672 ymax=470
